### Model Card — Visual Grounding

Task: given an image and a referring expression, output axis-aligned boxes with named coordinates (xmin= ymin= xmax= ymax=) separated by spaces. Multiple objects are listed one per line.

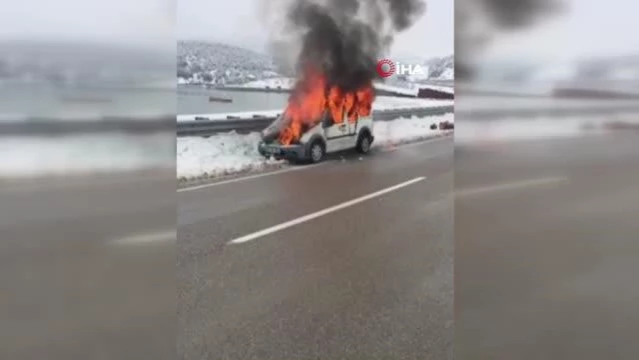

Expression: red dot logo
xmin=376 ymin=59 xmax=396 ymax=78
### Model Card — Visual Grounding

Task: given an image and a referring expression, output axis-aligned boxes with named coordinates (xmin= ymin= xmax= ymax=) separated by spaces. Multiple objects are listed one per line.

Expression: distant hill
xmin=177 ymin=40 xmax=454 ymax=86
xmin=177 ymin=41 xmax=278 ymax=85
xmin=425 ymin=55 xmax=454 ymax=80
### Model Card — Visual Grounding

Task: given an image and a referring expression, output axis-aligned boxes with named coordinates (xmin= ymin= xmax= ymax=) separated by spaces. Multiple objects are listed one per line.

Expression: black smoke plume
xmin=269 ymin=0 xmax=426 ymax=92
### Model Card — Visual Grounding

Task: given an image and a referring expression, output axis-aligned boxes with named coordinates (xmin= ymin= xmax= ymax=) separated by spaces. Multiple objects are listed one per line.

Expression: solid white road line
xmin=110 ymin=230 xmax=176 ymax=245
xmin=228 ymin=176 xmax=426 ymax=245
xmin=455 ymin=176 xmax=569 ymax=198
xmin=178 ymin=163 xmax=326 ymax=192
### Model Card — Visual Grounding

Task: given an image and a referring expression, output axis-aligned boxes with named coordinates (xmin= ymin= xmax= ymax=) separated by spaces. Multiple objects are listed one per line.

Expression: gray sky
xmin=485 ymin=0 xmax=639 ymax=63
xmin=178 ymin=0 xmax=453 ymax=57
xmin=0 ymin=0 xmax=174 ymax=51
xmin=0 ymin=0 xmax=635 ymax=62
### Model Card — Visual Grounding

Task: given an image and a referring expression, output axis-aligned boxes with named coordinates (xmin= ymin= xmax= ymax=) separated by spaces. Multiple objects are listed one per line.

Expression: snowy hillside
xmin=436 ymin=67 xmax=454 ymax=80
xmin=381 ymin=54 xmax=454 ymax=88
xmin=426 ymin=55 xmax=455 ymax=80
xmin=178 ymin=40 xmax=454 ymax=86
xmin=177 ymin=41 xmax=278 ymax=85
xmin=392 ymin=54 xmax=454 ymax=81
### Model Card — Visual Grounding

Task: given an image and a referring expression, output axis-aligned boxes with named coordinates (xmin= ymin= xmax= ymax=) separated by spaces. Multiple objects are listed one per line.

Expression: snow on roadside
xmin=177 ymin=132 xmax=286 ymax=180
xmin=375 ymin=83 xmax=455 ymax=96
xmin=374 ymin=113 xmax=453 ymax=147
xmin=177 ymin=113 xmax=453 ymax=179
xmin=374 ymin=96 xmax=453 ymax=111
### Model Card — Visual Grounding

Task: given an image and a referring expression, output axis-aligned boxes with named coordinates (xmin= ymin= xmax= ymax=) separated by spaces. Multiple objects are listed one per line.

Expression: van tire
xmin=356 ymin=132 xmax=373 ymax=154
xmin=308 ymin=139 xmax=326 ymax=163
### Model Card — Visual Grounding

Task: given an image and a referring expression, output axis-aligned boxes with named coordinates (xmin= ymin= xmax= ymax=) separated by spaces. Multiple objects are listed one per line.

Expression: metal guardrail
xmin=178 ymin=117 xmax=276 ymax=137
xmin=9 ymin=100 xmax=637 ymax=137
xmin=177 ymin=106 xmax=454 ymax=137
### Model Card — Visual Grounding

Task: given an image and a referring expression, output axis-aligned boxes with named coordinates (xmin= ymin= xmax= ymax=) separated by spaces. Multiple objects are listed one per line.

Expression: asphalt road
xmin=455 ymin=131 xmax=639 ymax=359
xmin=0 ymin=171 xmax=175 ymax=360
xmin=6 ymin=128 xmax=633 ymax=359
xmin=178 ymin=137 xmax=454 ymax=359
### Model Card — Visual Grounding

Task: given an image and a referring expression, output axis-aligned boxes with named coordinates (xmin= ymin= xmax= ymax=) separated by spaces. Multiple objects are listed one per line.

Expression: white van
xmin=258 ymin=111 xmax=375 ymax=163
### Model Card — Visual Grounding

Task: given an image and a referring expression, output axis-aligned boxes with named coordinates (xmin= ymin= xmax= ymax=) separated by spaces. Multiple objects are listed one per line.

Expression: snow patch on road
xmin=177 ymin=114 xmax=453 ymax=179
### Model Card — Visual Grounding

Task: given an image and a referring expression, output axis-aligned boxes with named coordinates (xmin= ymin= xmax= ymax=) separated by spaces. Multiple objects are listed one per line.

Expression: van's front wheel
xmin=356 ymin=132 xmax=373 ymax=154
xmin=308 ymin=140 xmax=326 ymax=163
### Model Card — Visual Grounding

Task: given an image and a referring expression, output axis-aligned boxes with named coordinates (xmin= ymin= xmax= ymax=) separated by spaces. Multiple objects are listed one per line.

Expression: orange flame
xmin=279 ymin=68 xmax=375 ymax=145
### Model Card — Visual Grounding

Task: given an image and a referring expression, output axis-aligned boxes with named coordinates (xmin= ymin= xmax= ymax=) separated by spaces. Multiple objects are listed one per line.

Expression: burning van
xmin=258 ymin=110 xmax=374 ymax=163
xmin=258 ymin=70 xmax=376 ymax=163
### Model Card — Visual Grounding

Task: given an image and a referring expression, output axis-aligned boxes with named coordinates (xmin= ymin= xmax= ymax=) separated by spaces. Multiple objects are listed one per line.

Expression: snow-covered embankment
xmin=177 ymin=113 xmax=453 ymax=181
